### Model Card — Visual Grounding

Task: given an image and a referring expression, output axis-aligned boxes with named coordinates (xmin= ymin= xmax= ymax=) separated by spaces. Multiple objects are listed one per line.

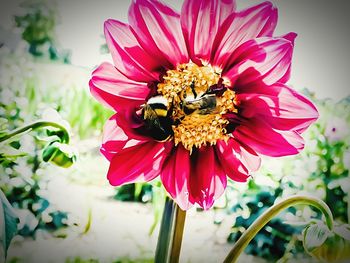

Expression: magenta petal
xmin=128 ymin=0 xmax=189 ymax=68
xmin=107 ymin=141 xmax=165 ymax=186
xmin=216 ymin=139 xmax=261 ymax=182
xmin=101 ymin=114 xmax=149 ymax=161
xmin=224 ymin=35 xmax=295 ymax=86
xmin=104 ymin=19 xmax=162 ymax=82
xmin=161 ymin=145 xmax=193 ymax=210
xmin=233 ymin=118 xmax=305 ymax=157
xmin=90 ymin=62 xmax=149 ymax=111
xmin=116 ymin=109 xmax=152 ymax=141
xmin=181 ymin=0 xmax=236 ymax=64
xmin=213 ymin=2 xmax=278 ymax=68
xmin=189 ymin=147 xmax=227 ymax=210
xmin=90 ymin=82 xmax=143 ymax=112
xmin=237 ymin=83 xmax=319 ymax=132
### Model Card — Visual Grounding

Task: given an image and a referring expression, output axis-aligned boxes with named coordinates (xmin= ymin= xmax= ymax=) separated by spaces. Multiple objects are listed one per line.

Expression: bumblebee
xmin=142 ymin=96 xmax=173 ymax=141
xmin=142 ymin=86 xmax=218 ymax=141
xmin=182 ymin=93 xmax=217 ymax=115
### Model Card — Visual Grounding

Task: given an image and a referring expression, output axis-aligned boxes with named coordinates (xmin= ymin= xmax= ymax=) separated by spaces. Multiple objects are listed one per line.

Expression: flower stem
xmin=155 ymin=196 xmax=186 ymax=263
xmin=223 ymin=195 xmax=334 ymax=263
xmin=0 ymin=120 xmax=70 ymax=144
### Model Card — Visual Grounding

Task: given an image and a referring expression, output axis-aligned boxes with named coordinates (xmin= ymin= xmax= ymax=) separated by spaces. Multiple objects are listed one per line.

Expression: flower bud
xmin=42 ymin=142 xmax=76 ymax=168
xmin=303 ymin=221 xmax=350 ymax=263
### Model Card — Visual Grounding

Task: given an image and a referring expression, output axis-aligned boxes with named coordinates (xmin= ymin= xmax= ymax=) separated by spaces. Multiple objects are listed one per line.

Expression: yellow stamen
xmin=157 ymin=62 xmax=237 ymax=152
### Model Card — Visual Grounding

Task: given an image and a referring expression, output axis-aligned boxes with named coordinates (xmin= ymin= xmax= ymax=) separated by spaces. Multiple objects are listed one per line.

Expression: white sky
xmin=2 ymin=0 xmax=350 ymax=100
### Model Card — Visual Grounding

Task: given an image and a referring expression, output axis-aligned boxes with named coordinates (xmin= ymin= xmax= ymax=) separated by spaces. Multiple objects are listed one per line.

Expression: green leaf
xmin=134 ymin=183 xmax=143 ymax=199
xmin=303 ymin=221 xmax=331 ymax=252
xmin=42 ymin=142 xmax=77 ymax=168
xmin=0 ymin=190 xmax=18 ymax=260
xmin=82 ymin=208 xmax=92 ymax=235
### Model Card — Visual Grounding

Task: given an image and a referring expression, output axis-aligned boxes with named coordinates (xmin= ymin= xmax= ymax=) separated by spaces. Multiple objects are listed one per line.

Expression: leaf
xmin=303 ymin=221 xmax=331 ymax=252
xmin=82 ymin=208 xmax=92 ymax=235
xmin=0 ymin=190 xmax=18 ymax=260
xmin=334 ymin=224 xmax=350 ymax=241
xmin=134 ymin=183 xmax=143 ymax=200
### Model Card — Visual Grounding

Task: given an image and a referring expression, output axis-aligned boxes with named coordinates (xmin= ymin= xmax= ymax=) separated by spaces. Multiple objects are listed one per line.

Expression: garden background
xmin=0 ymin=0 xmax=349 ymax=262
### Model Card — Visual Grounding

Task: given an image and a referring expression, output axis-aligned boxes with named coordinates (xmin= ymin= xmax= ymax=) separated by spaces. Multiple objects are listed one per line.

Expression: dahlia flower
xmin=90 ymin=0 xmax=318 ymax=210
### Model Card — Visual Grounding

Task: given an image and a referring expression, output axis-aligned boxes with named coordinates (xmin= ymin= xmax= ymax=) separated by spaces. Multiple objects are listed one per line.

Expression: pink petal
xmin=181 ymin=0 xmax=236 ymax=64
xmin=160 ymin=145 xmax=193 ymax=210
xmin=233 ymin=118 xmax=305 ymax=157
xmin=237 ymin=83 xmax=319 ymax=132
xmin=189 ymin=146 xmax=227 ymax=210
xmin=90 ymin=80 xmax=143 ymax=112
xmin=224 ymin=34 xmax=296 ymax=87
xmin=213 ymin=2 xmax=278 ymax=68
xmin=100 ymin=114 xmax=149 ymax=161
xmin=128 ymin=0 xmax=189 ymax=68
xmin=104 ymin=19 xmax=162 ymax=82
xmin=116 ymin=109 xmax=152 ymax=141
xmin=107 ymin=141 xmax=166 ymax=186
xmin=90 ymin=62 xmax=149 ymax=111
xmin=216 ymin=139 xmax=261 ymax=182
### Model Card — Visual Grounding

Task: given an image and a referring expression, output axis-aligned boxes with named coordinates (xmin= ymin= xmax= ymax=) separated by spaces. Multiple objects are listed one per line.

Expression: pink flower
xmin=90 ymin=0 xmax=318 ymax=210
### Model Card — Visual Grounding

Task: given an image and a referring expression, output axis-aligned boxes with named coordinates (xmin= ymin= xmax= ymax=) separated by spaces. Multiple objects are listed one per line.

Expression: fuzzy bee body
xmin=183 ymin=94 xmax=217 ymax=115
xmin=142 ymin=96 xmax=173 ymax=141
xmin=142 ymin=88 xmax=218 ymax=141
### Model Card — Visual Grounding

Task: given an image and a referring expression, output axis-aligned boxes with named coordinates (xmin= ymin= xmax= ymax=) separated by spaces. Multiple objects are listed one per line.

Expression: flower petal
xmin=90 ymin=83 xmax=143 ymax=112
xmin=100 ymin=114 xmax=149 ymax=161
xmin=233 ymin=118 xmax=305 ymax=157
xmin=181 ymin=0 xmax=236 ymax=64
xmin=189 ymin=146 xmax=227 ymax=210
xmin=128 ymin=0 xmax=188 ymax=68
xmin=104 ymin=19 xmax=162 ymax=82
xmin=107 ymin=141 xmax=166 ymax=186
xmin=224 ymin=34 xmax=296 ymax=86
xmin=237 ymin=83 xmax=319 ymax=132
xmin=161 ymin=145 xmax=193 ymax=210
xmin=212 ymin=2 xmax=277 ymax=68
xmin=216 ymin=139 xmax=261 ymax=182
xmin=90 ymin=62 xmax=149 ymax=111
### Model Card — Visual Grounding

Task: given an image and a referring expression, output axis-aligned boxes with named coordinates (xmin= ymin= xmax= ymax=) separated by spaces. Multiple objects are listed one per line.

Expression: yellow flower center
xmin=156 ymin=62 xmax=237 ymax=153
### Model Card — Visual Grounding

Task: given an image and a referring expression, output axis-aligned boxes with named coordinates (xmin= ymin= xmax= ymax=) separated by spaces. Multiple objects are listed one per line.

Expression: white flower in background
xmin=324 ymin=117 xmax=349 ymax=143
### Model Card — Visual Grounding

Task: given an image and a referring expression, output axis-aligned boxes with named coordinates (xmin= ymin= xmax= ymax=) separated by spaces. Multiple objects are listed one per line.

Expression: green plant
xmin=223 ymin=94 xmax=350 ymax=261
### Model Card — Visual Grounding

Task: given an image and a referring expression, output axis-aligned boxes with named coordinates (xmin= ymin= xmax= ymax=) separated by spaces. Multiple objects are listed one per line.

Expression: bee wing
xmin=184 ymin=95 xmax=217 ymax=114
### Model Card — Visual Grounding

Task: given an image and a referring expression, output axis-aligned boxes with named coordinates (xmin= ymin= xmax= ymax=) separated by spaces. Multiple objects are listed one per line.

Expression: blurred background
xmin=0 ymin=0 xmax=349 ymax=262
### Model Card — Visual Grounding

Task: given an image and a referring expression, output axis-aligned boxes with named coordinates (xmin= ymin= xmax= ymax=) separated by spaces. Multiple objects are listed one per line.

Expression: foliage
xmin=14 ymin=0 xmax=70 ymax=62
xmin=303 ymin=220 xmax=350 ymax=262
xmin=0 ymin=1 xmax=110 ymax=242
xmin=0 ymin=190 xmax=18 ymax=261
xmin=224 ymin=94 xmax=350 ymax=261
xmin=114 ymin=183 xmax=153 ymax=203
xmin=226 ymin=181 xmax=303 ymax=261
xmin=0 ymin=48 xmax=78 ymax=237
xmin=65 ymin=257 xmax=153 ymax=263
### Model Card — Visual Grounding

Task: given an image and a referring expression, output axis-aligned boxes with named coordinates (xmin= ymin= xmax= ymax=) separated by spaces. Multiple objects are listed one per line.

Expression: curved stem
xmin=224 ymin=195 xmax=334 ymax=263
xmin=0 ymin=120 xmax=70 ymax=144
xmin=155 ymin=197 xmax=186 ymax=263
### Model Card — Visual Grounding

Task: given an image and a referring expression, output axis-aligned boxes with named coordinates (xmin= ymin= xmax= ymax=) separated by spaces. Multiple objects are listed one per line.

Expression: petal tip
xmin=283 ymin=32 xmax=298 ymax=45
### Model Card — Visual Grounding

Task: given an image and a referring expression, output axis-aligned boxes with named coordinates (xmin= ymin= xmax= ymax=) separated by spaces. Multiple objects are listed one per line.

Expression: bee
xmin=182 ymin=81 xmax=217 ymax=115
xmin=142 ymin=96 xmax=173 ymax=141
xmin=182 ymin=94 xmax=217 ymax=115
xmin=142 ymin=82 xmax=219 ymax=141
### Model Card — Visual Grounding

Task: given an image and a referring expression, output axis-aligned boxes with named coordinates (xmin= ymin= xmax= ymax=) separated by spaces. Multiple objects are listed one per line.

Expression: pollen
xmin=157 ymin=62 xmax=237 ymax=152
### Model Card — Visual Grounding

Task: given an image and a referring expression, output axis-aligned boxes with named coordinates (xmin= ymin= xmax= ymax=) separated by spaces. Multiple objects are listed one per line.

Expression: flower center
xmin=146 ymin=62 xmax=237 ymax=152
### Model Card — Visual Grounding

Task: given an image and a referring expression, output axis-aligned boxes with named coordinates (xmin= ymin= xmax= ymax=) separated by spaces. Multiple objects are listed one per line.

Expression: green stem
xmin=0 ymin=120 xmax=69 ymax=144
xmin=155 ymin=197 xmax=186 ymax=263
xmin=224 ymin=195 xmax=334 ymax=263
